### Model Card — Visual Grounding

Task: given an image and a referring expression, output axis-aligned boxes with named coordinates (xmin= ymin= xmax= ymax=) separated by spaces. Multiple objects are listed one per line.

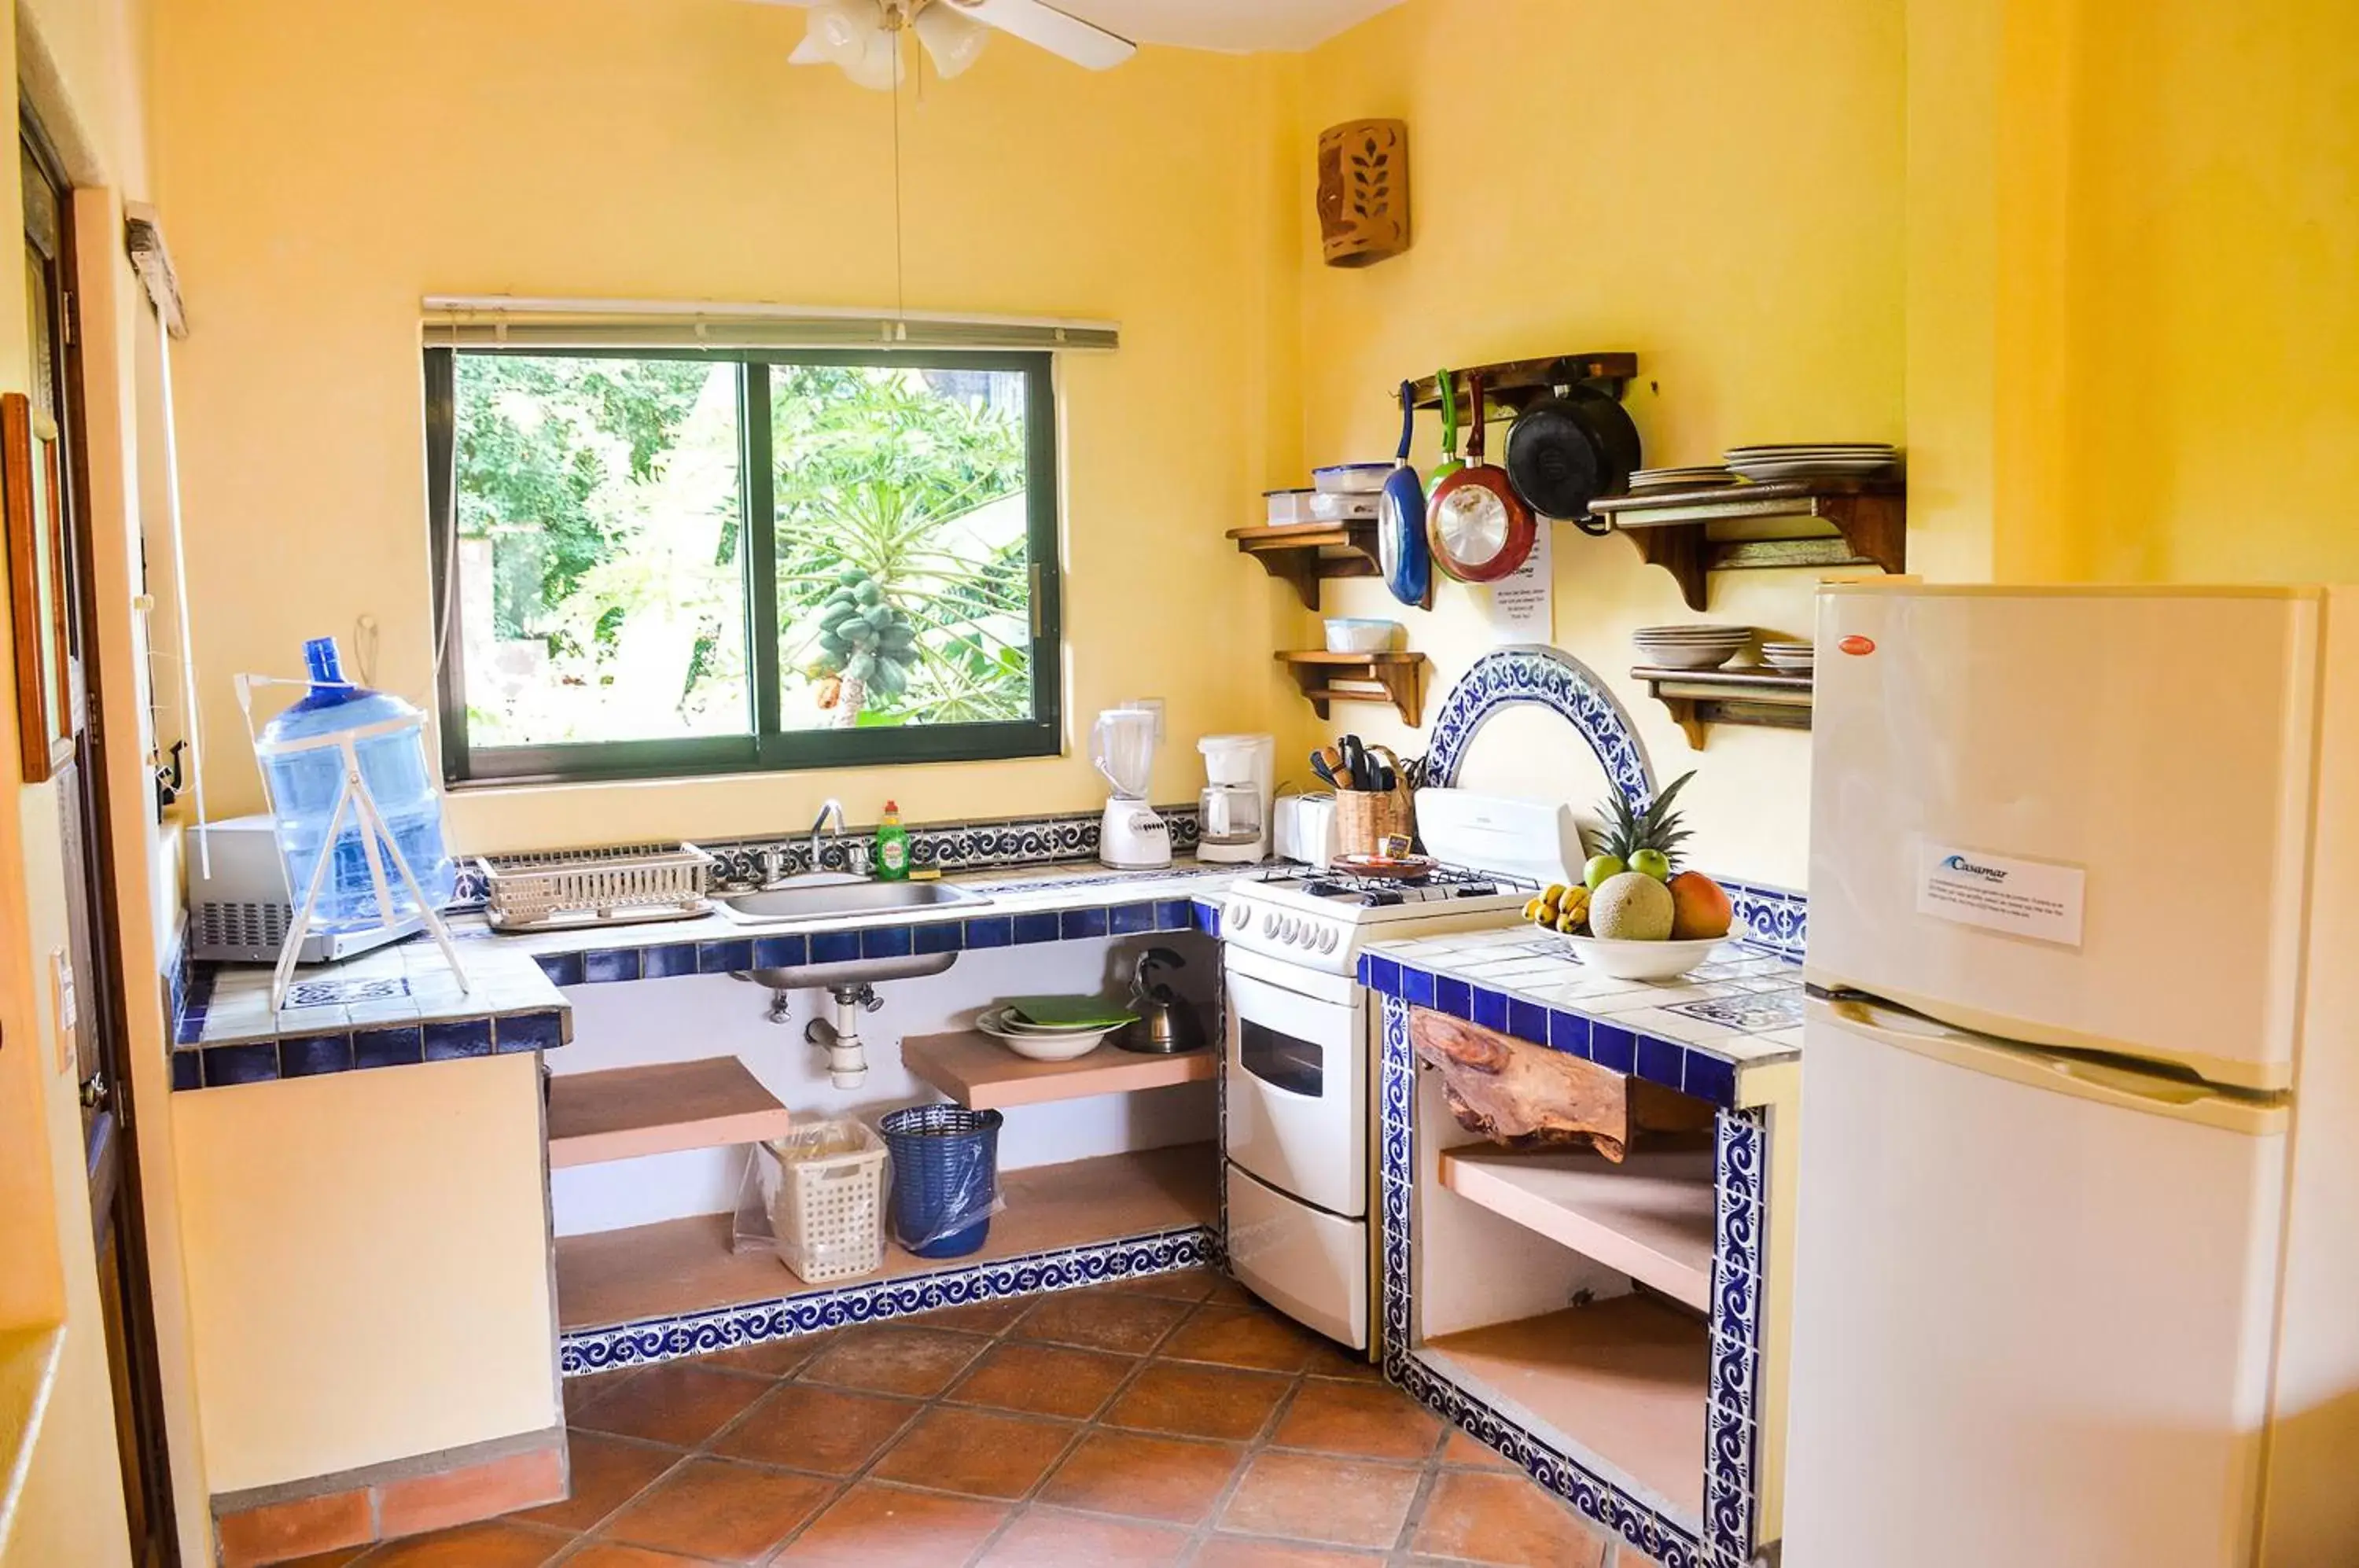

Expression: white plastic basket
xmin=763 ymin=1121 xmax=888 ymax=1284
xmin=476 ymin=843 xmax=713 ymax=931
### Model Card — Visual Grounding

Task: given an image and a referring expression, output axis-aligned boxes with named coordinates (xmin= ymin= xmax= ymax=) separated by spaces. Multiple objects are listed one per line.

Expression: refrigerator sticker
xmin=1918 ymin=845 xmax=2086 ymax=947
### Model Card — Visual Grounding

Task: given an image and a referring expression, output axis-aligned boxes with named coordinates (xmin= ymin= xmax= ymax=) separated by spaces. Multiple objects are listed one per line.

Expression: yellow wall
xmin=1289 ymin=0 xmax=1904 ymax=888
xmin=171 ymin=1055 xmax=558 ymax=1492
xmin=152 ymin=0 xmax=1303 ymax=855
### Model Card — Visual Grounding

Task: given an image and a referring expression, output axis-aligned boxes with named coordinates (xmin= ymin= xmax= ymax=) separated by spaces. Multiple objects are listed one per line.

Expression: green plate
xmin=1005 ymin=996 xmax=1139 ymax=1029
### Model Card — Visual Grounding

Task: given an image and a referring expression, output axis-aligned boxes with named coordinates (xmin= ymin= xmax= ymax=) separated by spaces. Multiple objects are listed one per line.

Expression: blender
xmin=1195 ymin=733 xmax=1275 ymax=864
xmin=1092 ymin=707 xmax=1172 ymax=869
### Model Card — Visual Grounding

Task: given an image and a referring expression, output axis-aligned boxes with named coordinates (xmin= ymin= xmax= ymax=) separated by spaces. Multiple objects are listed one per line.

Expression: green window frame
xmin=424 ymin=345 xmax=1064 ymax=787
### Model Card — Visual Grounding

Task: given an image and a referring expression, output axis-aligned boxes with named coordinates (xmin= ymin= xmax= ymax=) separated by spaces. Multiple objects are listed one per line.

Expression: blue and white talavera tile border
xmin=561 ymin=1225 xmax=1217 ymax=1375
xmin=1375 ymin=994 xmax=1771 ymax=1568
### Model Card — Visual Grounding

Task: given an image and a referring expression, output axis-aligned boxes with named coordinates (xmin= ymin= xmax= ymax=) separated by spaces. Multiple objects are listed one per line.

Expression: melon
xmin=1588 ymin=871 xmax=1675 ymax=941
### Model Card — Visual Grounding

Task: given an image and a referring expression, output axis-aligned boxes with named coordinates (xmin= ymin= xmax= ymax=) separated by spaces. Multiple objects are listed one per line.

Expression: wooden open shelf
xmin=547 ymin=1058 xmax=793 ymax=1170
xmin=1590 ymin=479 xmax=1904 ymax=611
xmin=1408 ymin=355 xmax=1639 ymax=414
xmin=903 ymin=1029 xmax=1214 ymax=1111
xmin=1422 ymin=1294 xmax=1708 ymax=1519
xmin=555 ymin=1143 xmax=1216 ymax=1331
xmin=1631 ymin=664 xmax=1813 ymax=749
xmin=1228 ymin=520 xmax=1385 ymax=612
xmin=1276 ymin=651 xmax=1428 ymax=727
xmin=1440 ymin=1146 xmax=1716 ymax=1312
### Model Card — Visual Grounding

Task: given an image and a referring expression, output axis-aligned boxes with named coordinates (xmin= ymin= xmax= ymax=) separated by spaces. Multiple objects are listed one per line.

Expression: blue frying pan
xmin=1378 ymin=381 xmax=1433 ymax=608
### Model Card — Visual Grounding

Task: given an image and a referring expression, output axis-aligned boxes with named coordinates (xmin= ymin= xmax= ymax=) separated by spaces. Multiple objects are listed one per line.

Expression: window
xmin=425 ymin=348 xmax=1061 ymax=784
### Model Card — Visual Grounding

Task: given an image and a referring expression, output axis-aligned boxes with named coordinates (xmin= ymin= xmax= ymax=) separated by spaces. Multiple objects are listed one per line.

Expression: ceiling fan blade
xmin=941 ymin=0 xmax=1135 ymax=69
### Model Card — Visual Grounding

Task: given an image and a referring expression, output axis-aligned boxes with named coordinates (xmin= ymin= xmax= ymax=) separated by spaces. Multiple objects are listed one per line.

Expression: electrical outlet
xmin=1124 ymin=698 xmax=1165 ymax=742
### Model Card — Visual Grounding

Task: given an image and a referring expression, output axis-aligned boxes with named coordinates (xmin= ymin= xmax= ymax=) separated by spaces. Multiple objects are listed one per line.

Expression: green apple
xmin=1631 ymin=848 xmax=1673 ymax=882
xmin=1583 ymin=854 xmax=1626 ymax=893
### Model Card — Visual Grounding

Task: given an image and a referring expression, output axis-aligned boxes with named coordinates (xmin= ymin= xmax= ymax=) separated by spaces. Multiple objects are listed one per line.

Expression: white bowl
xmin=1557 ymin=932 xmax=1727 ymax=981
xmin=976 ymin=1010 xmax=1114 ymax=1062
xmin=1636 ymin=646 xmax=1742 ymax=670
xmin=1325 ymin=617 xmax=1402 ymax=654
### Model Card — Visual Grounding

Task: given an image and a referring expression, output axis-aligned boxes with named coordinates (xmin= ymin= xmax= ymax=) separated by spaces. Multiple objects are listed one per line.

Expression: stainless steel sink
xmin=718 ymin=874 xmax=991 ymax=989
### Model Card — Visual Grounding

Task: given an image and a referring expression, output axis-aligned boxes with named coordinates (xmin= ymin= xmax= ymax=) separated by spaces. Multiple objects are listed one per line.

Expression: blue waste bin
xmin=879 ymin=1105 xmax=1003 ymax=1258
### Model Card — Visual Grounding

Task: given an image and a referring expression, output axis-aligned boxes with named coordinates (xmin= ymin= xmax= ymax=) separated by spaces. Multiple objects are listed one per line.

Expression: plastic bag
xmin=878 ymin=1105 xmax=1007 ymax=1257
xmin=734 ymin=1117 xmax=889 ymax=1283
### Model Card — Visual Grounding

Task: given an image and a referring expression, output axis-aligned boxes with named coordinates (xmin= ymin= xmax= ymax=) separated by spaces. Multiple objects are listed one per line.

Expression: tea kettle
xmin=1118 ymin=947 xmax=1205 ymax=1056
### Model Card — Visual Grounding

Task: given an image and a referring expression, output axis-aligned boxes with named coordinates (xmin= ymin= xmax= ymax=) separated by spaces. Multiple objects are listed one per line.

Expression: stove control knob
xmin=1317 ymin=927 xmax=1339 ymax=954
xmin=1227 ymin=902 xmax=1250 ymax=933
xmin=1299 ymin=923 xmax=1321 ymax=949
xmin=1277 ymin=916 xmax=1300 ymax=943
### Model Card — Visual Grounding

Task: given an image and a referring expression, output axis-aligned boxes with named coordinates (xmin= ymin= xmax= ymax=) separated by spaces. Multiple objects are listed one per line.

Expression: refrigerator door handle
xmin=1816 ymin=996 xmax=2289 ymax=1136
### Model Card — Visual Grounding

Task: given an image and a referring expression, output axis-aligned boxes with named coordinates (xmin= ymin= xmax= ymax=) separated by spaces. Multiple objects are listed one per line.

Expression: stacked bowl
xmin=1761 ymin=639 xmax=1815 ymax=673
xmin=1633 ymin=624 xmax=1753 ymax=671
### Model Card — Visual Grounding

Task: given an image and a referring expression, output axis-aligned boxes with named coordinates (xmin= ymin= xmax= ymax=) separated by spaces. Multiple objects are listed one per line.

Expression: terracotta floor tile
xmin=563 ymin=1366 xmax=639 ymax=1425
xmin=1409 ymin=1469 xmax=1608 ymax=1567
xmin=771 ymin=1481 xmax=1008 ymax=1567
xmin=1101 ymin=1268 xmax=1222 ymax=1303
xmin=947 ymin=1341 xmax=1135 ymax=1420
xmin=351 ymin=1520 xmax=569 ymax=1566
xmin=508 ymin=1433 xmax=679 ymax=1532
xmin=569 ymin=1360 xmax=771 ymax=1448
xmin=1194 ymin=1540 xmax=1388 ymax=1567
xmin=275 ymin=1551 xmax=371 ymax=1568
xmin=800 ymin=1324 xmax=991 ymax=1397
xmin=1037 ymin=1429 xmax=1243 ymax=1525
xmin=600 ymin=1456 xmax=834 ymax=1562
xmin=1271 ymin=1379 xmax=1443 ymax=1460
xmin=975 ymin=1506 xmax=1190 ymax=1566
xmin=869 ymin=1405 xmax=1077 ymax=1500
xmin=1102 ymin=1362 xmax=1291 ymax=1441
xmin=1159 ymin=1305 xmax=1323 ymax=1373
xmin=1439 ymin=1428 xmax=1521 ymax=1470
xmin=709 ymin=1383 xmax=919 ymax=1475
xmin=1299 ymin=1334 xmax=1384 ymax=1381
xmin=1218 ymin=1452 xmax=1422 ymax=1550
xmin=911 ymin=1296 xmax=1032 ymax=1334
xmin=698 ymin=1330 xmax=835 ymax=1378
xmin=561 ymin=1545 xmax=714 ymax=1568
xmin=1013 ymin=1288 xmax=1193 ymax=1354
xmin=1197 ymin=1273 xmax=1261 ymax=1307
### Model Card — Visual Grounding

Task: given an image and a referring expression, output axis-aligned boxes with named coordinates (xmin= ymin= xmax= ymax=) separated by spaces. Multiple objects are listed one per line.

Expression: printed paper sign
xmin=1489 ymin=525 xmax=1552 ymax=642
xmin=1917 ymin=843 xmax=2086 ymax=947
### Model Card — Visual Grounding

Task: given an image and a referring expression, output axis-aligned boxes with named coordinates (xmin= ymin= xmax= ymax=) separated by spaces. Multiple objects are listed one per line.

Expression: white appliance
xmin=1091 ymin=706 xmax=1171 ymax=870
xmin=188 ymin=813 xmax=422 ymax=963
xmin=1196 ymin=732 xmax=1275 ymax=864
xmin=1220 ymin=790 xmax=1580 ymax=1348
xmin=1786 ymin=584 xmax=2359 ymax=1568
xmin=1272 ymin=791 xmax=1338 ymax=868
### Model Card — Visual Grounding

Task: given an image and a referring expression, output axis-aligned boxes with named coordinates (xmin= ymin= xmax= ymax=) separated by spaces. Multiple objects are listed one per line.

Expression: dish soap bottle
xmin=874 ymin=801 xmax=911 ymax=882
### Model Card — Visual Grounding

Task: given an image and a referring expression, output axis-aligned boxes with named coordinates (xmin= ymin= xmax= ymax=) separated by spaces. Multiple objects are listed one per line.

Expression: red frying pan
xmin=1426 ymin=372 xmax=1537 ymax=583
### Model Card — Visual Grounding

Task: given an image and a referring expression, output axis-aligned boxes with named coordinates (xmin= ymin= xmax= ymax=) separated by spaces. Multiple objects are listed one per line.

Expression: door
xmin=1221 ymin=955 xmax=1365 ymax=1218
xmin=1783 ymin=995 xmax=2288 ymax=1568
xmin=1809 ymin=583 xmax=2321 ymax=1089
xmin=23 ymin=115 xmax=178 ymax=1566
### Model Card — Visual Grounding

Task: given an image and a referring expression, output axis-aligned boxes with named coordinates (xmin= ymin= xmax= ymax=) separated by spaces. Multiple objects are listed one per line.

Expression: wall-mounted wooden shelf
xmin=1277 ymin=650 xmax=1428 ymax=727
xmin=901 ymin=1030 xmax=1214 ymax=1112
xmin=1632 ymin=664 xmax=1813 ymax=749
xmin=1228 ymin=520 xmax=1383 ymax=611
xmin=547 ymin=1057 xmax=793 ymax=1169
xmin=1408 ymin=355 xmax=1639 ymax=413
xmin=1590 ymin=480 xmax=1904 ymax=611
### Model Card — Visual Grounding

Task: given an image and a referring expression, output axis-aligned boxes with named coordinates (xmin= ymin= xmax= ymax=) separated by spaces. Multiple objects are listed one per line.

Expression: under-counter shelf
xmin=1439 ymin=1145 xmax=1716 ymax=1312
xmin=1632 ymin=664 xmax=1813 ymax=749
xmin=1276 ymin=650 xmax=1428 ymax=727
xmin=1590 ymin=479 xmax=1904 ymax=611
xmin=901 ymin=1031 xmax=1214 ymax=1111
xmin=1228 ymin=521 xmax=1384 ymax=611
xmin=547 ymin=1057 xmax=793 ymax=1169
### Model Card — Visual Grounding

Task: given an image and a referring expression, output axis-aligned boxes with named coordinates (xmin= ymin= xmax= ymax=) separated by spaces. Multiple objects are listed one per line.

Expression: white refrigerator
xmin=1784 ymin=584 xmax=2359 ymax=1568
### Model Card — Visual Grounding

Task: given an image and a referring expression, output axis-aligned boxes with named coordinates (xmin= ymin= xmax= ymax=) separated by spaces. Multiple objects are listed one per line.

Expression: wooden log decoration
xmin=1409 ymin=1007 xmax=1716 ymax=1162
xmin=1317 ymin=119 xmax=1411 ymax=267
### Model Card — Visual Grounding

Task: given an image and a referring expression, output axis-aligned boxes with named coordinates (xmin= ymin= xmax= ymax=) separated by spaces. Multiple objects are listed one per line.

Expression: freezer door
xmin=1785 ymin=996 xmax=2288 ymax=1568
xmin=1809 ymin=584 xmax=2321 ymax=1089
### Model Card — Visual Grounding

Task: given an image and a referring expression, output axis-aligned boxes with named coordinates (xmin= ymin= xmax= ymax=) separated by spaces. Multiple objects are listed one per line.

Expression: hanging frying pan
xmin=1503 ymin=382 xmax=1643 ymax=536
xmin=1426 ymin=372 xmax=1536 ymax=583
xmin=1378 ymin=381 xmax=1432 ymax=608
xmin=1426 ymin=368 xmax=1464 ymax=495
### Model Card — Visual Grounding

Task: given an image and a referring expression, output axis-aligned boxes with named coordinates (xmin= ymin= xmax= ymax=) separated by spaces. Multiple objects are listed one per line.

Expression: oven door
xmin=1224 ymin=960 xmax=1366 ymax=1219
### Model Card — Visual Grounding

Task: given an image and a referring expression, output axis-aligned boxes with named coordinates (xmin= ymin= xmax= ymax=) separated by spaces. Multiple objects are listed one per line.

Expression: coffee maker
xmin=1195 ymin=734 xmax=1275 ymax=864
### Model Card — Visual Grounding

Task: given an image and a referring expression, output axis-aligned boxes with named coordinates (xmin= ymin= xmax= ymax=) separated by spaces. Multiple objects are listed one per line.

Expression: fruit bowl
xmin=1557 ymin=932 xmax=1726 ymax=981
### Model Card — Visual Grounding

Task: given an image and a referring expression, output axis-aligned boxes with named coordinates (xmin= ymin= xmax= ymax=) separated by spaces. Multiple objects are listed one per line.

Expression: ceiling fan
xmin=783 ymin=0 xmax=1136 ymax=90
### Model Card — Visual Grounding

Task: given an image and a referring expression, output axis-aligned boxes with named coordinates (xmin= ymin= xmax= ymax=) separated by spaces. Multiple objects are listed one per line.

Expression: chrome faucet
xmin=810 ymin=798 xmax=846 ymax=874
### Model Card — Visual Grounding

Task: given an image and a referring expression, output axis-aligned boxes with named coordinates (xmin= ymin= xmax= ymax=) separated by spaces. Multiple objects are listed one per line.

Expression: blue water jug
xmin=257 ymin=637 xmax=456 ymax=933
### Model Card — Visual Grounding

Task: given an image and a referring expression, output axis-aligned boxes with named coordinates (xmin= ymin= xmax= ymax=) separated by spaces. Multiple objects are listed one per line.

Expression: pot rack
xmin=1406 ymin=354 xmax=1638 ymax=413
xmin=1589 ymin=478 xmax=1906 ymax=612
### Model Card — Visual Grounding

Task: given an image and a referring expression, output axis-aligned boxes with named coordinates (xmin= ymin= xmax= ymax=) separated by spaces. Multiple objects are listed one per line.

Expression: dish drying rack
xmin=476 ymin=843 xmax=715 ymax=932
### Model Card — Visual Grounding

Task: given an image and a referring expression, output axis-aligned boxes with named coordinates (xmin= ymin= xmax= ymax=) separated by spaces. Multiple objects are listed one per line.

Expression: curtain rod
xmin=420 ymin=296 xmax=1121 ymax=336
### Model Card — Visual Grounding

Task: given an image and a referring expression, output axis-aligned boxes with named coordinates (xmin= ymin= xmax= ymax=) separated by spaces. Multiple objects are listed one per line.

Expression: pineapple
xmin=1592 ymin=771 xmax=1696 ymax=882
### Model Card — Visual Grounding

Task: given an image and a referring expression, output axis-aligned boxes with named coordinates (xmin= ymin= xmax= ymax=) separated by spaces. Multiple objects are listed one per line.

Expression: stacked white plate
xmin=1633 ymin=624 xmax=1754 ymax=671
xmin=1628 ymin=465 xmax=1742 ymax=491
xmin=1723 ymin=443 xmax=1899 ymax=481
xmin=1760 ymin=640 xmax=1815 ymax=672
xmin=975 ymin=1007 xmax=1124 ymax=1062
